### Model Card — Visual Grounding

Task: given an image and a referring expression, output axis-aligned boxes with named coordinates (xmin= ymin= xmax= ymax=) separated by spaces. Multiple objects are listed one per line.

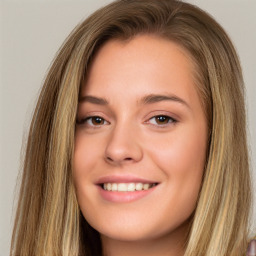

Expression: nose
xmin=104 ymin=123 xmax=143 ymax=166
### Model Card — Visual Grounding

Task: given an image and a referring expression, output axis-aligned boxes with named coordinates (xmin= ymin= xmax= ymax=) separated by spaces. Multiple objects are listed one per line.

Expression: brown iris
xmin=91 ymin=116 xmax=105 ymax=125
xmin=155 ymin=116 xmax=170 ymax=125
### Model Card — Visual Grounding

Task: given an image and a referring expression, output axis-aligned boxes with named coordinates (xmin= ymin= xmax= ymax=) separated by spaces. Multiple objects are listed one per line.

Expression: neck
xmin=101 ymin=221 xmax=189 ymax=256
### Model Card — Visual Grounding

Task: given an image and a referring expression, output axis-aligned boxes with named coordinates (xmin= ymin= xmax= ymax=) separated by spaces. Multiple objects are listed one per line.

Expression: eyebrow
xmin=79 ymin=95 xmax=108 ymax=105
xmin=79 ymin=93 xmax=190 ymax=109
xmin=140 ymin=94 xmax=190 ymax=109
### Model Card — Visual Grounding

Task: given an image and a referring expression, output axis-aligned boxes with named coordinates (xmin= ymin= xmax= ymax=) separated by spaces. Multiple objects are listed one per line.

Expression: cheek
xmin=147 ymin=127 xmax=207 ymax=173
xmin=73 ymin=132 xmax=103 ymax=173
xmin=73 ymin=133 xmax=102 ymax=201
xmin=73 ymin=133 xmax=104 ymax=223
xmin=145 ymin=124 xmax=207 ymax=202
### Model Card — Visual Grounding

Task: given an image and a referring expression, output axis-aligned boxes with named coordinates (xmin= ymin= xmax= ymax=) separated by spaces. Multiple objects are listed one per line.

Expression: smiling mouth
xmin=100 ymin=182 xmax=158 ymax=192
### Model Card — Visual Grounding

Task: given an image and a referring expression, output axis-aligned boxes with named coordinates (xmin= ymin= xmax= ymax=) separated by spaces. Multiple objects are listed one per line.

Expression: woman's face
xmin=74 ymin=35 xmax=208 ymax=242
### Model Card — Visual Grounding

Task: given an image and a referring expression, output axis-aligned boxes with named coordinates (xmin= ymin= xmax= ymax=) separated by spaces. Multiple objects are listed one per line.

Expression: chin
xmin=85 ymin=209 xmax=191 ymax=243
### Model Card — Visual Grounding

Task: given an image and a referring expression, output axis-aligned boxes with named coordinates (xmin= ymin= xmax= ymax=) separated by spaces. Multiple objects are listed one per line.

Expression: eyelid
xmin=147 ymin=115 xmax=177 ymax=125
xmin=144 ymin=111 xmax=178 ymax=127
xmin=76 ymin=111 xmax=178 ymax=128
xmin=144 ymin=110 xmax=178 ymax=120
xmin=76 ymin=113 xmax=110 ymax=127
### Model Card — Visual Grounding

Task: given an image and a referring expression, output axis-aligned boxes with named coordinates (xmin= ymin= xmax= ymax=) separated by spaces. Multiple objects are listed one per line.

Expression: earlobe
xmin=247 ymin=239 xmax=256 ymax=256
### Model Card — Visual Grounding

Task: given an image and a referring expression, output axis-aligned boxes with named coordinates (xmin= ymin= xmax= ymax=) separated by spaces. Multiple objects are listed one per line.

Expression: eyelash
xmin=76 ymin=115 xmax=177 ymax=128
xmin=147 ymin=115 xmax=177 ymax=127
xmin=76 ymin=116 xmax=109 ymax=127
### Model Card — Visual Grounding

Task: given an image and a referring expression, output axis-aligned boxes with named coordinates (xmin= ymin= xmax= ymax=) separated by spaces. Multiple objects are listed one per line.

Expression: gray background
xmin=1 ymin=0 xmax=255 ymax=255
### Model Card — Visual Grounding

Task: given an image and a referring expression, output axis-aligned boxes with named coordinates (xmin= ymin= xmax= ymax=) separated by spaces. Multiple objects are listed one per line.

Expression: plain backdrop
xmin=1 ymin=0 xmax=255 ymax=255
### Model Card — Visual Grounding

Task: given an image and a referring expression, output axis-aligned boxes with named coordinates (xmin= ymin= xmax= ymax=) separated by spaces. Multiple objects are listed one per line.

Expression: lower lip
xmin=98 ymin=185 xmax=157 ymax=203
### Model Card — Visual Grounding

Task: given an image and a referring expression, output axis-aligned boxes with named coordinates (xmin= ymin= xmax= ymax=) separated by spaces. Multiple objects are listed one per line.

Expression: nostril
xmin=106 ymin=157 xmax=113 ymax=162
xmin=106 ymin=156 xmax=133 ymax=162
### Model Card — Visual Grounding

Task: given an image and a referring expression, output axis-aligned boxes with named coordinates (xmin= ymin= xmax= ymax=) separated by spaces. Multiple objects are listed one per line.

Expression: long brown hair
xmin=11 ymin=1 xmax=253 ymax=255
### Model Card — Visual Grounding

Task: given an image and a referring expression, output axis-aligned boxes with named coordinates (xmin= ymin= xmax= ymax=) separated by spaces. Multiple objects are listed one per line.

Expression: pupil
xmin=157 ymin=116 xmax=168 ymax=124
xmin=93 ymin=117 xmax=103 ymax=124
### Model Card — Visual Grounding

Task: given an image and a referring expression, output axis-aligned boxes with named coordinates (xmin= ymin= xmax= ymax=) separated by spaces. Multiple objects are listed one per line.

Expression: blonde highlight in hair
xmin=11 ymin=1 xmax=253 ymax=255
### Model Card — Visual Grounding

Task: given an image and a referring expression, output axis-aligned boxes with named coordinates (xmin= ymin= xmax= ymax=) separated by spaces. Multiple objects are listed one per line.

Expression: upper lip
xmin=95 ymin=174 xmax=159 ymax=185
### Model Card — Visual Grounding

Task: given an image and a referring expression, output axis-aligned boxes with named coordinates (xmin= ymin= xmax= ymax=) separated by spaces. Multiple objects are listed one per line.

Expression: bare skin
xmin=101 ymin=219 xmax=189 ymax=256
xmin=74 ymin=35 xmax=208 ymax=256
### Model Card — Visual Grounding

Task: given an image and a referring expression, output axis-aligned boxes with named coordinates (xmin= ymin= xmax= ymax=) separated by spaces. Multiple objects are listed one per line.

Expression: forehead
xmin=82 ymin=35 xmax=200 ymax=107
xmin=88 ymin=35 xmax=195 ymax=76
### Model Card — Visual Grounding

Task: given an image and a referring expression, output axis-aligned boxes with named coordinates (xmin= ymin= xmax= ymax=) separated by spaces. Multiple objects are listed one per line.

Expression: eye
xmin=77 ymin=116 xmax=109 ymax=127
xmin=147 ymin=115 xmax=177 ymax=126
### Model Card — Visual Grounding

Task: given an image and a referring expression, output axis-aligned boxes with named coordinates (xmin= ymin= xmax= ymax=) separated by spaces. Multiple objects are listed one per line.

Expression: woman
xmin=10 ymin=0 xmax=255 ymax=255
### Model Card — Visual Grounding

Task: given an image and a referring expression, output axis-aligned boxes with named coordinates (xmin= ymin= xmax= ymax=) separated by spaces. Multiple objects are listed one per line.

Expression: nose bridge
xmin=105 ymin=118 xmax=143 ymax=165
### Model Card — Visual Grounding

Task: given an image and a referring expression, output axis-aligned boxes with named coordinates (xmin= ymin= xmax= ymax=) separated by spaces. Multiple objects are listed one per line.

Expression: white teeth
xmin=127 ymin=183 xmax=135 ymax=191
xmin=102 ymin=182 xmax=155 ymax=192
xmin=112 ymin=183 xmax=118 ymax=191
xmin=135 ymin=183 xmax=143 ymax=191
xmin=107 ymin=183 xmax=112 ymax=191
xmin=117 ymin=183 xmax=127 ymax=192
xmin=143 ymin=183 xmax=150 ymax=190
